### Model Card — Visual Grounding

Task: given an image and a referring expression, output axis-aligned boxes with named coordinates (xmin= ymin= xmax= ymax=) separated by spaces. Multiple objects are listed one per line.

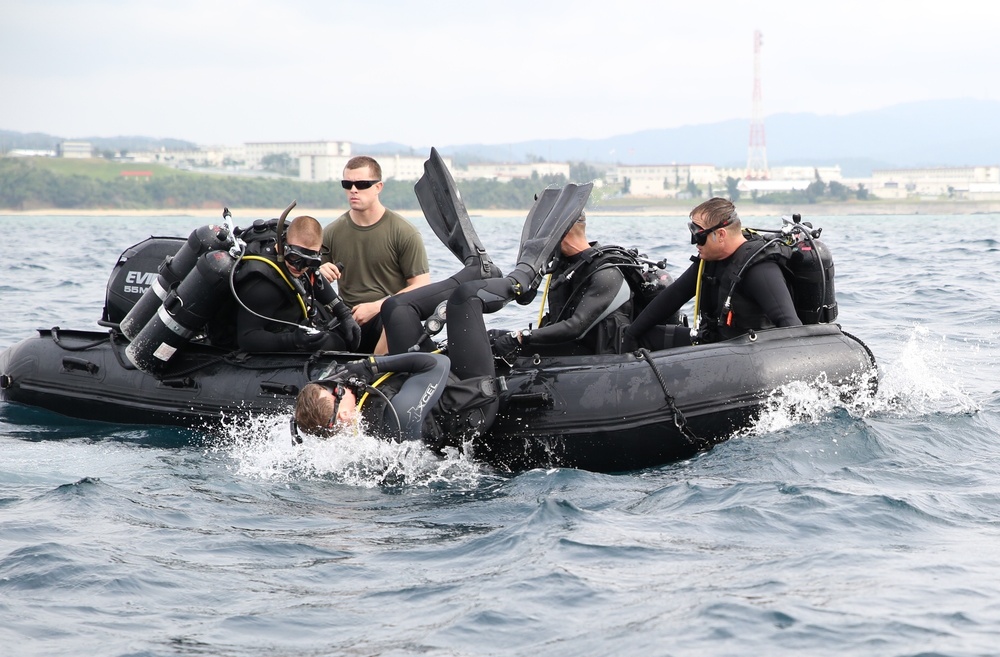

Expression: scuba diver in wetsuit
xmin=625 ymin=197 xmax=801 ymax=350
xmin=291 ymin=181 xmax=594 ymax=445
xmin=233 ymin=215 xmax=362 ymax=352
xmin=489 ymin=209 xmax=636 ymax=359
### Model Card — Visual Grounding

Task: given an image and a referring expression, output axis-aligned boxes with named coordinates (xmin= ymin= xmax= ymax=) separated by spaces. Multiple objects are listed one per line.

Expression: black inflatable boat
xmin=0 ymin=322 xmax=876 ymax=471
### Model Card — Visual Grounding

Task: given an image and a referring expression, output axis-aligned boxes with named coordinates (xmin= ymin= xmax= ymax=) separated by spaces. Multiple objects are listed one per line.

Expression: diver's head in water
xmin=293 ymin=381 xmax=358 ymax=439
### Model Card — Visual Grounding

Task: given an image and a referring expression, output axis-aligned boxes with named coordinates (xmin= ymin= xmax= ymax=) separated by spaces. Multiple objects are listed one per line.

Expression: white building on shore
xmin=870 ymin=166 xmax=1000 ymax=200
xmin=58 ymin=141 xmax=93 ymax=159
xmin=300 ymin=153 xmax=446 ymax=182
xmin=453 ymin=161 xmax=571 ymax=183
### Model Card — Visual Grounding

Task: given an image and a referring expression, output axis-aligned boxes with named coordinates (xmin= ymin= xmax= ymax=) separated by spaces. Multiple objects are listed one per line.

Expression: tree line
xmin=0 ymin=159 xmax=594 ymax=212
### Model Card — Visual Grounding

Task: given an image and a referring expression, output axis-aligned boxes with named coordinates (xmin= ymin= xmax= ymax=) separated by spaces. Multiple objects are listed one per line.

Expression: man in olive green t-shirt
xmin=319 ymin=155 xmax=430 ymax=353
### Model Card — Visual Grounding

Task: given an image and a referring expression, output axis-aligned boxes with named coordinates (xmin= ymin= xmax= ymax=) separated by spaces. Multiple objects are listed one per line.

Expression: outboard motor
xmin=125 ymin=249 xmax=237 ymax=374
xmin=100 ymin=236 xmax=186 ymax=329
xmin=120 ymin=224 xmax=234 ymax=340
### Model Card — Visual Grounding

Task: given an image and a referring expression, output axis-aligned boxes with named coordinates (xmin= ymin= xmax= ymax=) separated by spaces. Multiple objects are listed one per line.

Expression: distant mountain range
xmin=4 ymin=99 xmax=997 ymax=177
xmin=361 ymin=99 xmax=1000 ymax=177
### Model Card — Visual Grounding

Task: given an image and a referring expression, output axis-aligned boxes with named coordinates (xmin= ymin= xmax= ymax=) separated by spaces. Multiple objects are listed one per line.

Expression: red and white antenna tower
xmin=745 ymin=29 xmax=769 ymax=180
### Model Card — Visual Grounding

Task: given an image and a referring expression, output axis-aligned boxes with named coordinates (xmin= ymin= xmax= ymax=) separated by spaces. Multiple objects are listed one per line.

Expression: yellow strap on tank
xmin=692 ymin=259 xmax=705 ymax=333
xmin=239 ymin=255 xmax=309 ymax=320
xmin=536 ymin=274 xmax=551 ymax=327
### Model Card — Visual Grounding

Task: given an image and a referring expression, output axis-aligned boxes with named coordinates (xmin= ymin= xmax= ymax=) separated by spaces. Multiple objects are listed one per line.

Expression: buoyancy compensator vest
xmin=230 ymin=222 xmax=312 ymax=325
xmin=547 ymin=244 xmax=673 ymax=323
xmin=544 ymin=244 xmax=676 ymax=353
xmin=697 ymin=236 xmax=790 ymax=342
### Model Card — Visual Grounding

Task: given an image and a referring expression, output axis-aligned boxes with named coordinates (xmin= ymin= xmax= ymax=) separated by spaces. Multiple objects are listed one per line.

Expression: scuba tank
xmin=783 ymin=216 xmax=837 ymax=323
xmin=735 ymin=214 xmax=838 ymax=326
xmin=124 ymin=202 xmax=303 ymax=374
xmin=120 ymin=223 xmax=234 ymax=340
xmin=125 ymin=249 xmax=238 ymax=374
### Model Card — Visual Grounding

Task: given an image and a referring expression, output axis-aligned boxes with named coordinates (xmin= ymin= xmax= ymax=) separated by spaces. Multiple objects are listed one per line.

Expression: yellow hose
xmin=692 ymin=259 xmax=705 ymax=333
xmin=536 ymin=274 xmax=551 ymax=327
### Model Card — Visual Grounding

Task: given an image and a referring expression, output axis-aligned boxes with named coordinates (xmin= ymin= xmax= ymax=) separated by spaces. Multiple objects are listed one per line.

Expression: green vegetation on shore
xmin=0 ymin=157 xmax=576 ymax=212
xmin=5 ymin=156 xmax=988 ymax=216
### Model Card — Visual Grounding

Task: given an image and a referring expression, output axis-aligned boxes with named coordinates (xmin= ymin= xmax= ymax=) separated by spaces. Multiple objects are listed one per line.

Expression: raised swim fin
xmin=509 ymin=181 xmax=593 ymax=300
xmin=414 ymin=147 xmax=494 ymax=277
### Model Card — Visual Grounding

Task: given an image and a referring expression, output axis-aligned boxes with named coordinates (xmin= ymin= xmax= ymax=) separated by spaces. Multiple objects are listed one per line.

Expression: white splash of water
xmin=206 ymin=413 xmax=485 ymax=488
xmin=745 ymin=325 xmax=981 ymax=438
xmin=871 ymin=325 xmax=981 ymax=416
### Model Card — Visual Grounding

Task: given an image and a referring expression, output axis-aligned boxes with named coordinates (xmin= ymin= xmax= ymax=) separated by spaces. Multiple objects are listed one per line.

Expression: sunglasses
xmin=325 ymin=383 xmax=346 ymax=429
xmin=341 ymin=179 xmax=380 ymax=190
xmin=284 ymin=244 xmax=323 ymax=270
xmin=689 ymin=216 xmax=734 ymax=246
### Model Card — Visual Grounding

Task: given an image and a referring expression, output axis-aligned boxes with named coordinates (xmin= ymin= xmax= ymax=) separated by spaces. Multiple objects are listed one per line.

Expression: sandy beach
xmin=2 ymin=200 xmax=998 ymax=218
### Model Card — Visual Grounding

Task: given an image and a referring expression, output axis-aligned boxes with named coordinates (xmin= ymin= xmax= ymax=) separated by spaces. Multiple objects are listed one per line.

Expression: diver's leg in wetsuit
xmin=429 ymin=276 xmax=521 ymax=441
xmin=381 ymin=258 xmax=503 ymax=355
xmin=445 ymin=277 xmax=514 ymax=381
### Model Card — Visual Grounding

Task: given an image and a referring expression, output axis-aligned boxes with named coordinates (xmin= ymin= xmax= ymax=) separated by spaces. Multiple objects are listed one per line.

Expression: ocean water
xmin=1 ymin=210 xmax=999 ymax=657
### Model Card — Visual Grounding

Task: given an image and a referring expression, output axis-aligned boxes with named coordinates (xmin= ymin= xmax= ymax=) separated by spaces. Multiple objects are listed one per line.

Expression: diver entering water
xmin=292 ymin=181 xmax=594 ymax=447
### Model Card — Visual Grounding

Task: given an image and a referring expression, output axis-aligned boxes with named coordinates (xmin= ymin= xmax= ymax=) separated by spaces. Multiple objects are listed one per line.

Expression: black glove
xmin=344 ymin=357 xmax=376 ymax=381
xmin=487 ymin=328 xmax=509 ymax=345
xmin=294 ymin=327 xmax=328 ymax=351
xmin=491 ymin=331 xmax=522 ymax=360
xmin=331 ymin=301 xmax=362 ymax=351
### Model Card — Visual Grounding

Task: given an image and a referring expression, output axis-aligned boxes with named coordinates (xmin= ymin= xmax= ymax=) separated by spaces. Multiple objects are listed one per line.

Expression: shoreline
xmin=2 ymin=200 xmax=998 ymax=218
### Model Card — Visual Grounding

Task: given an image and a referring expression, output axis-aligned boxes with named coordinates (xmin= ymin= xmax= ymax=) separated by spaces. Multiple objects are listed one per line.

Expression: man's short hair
xmin=345 ymin=155 xmax=382 ymax=181
xmin=294 ymin=383 xmax=335 ymax=438
xmin=690 ymin=197 xmax=740 ymax=230
xmin=287 ymin=215 xmax=322 ymax=245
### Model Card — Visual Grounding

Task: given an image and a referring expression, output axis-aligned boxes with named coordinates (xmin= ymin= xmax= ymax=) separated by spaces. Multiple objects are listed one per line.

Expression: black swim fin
xmin=414 ymin=147 xmax=495 ymax=278
xmin=508 ymin=181 xmax=593 ymax=301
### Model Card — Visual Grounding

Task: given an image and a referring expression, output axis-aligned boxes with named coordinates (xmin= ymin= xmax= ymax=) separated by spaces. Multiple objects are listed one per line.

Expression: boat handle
xmin=507 ymin=391 xmax=552 ymax=408
xmin=260 ymin=382 xmax=300 ymax=396
xmin=160 ymin=377 xmax=197 ymax=389
xmin=61 ymin=357 xmax=99 ymax=375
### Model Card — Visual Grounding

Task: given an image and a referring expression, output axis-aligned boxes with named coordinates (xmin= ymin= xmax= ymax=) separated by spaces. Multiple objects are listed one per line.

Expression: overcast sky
xmin=3 ymin=0 xmax=997 ymax=147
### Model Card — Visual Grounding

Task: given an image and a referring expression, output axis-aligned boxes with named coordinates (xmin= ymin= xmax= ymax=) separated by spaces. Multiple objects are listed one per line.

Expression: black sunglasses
xmin=325 ymin=382 xmax=346 ymax=429
xmin=689 ymin=216 xmax=734 ymax=246
xmin=341 ymin=179 xmax=380 ymax=190
xmin=284 ymin=244 xmax=323 ymax=270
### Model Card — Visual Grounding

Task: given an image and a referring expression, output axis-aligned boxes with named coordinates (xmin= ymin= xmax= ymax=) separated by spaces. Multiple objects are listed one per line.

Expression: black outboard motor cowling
xmin=100 ymin=236 xmax=186 ymax=329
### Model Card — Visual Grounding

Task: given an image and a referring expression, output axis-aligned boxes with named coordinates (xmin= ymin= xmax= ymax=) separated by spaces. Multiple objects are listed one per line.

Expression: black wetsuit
xmin=533 ymin=243 xmax=632 ymax=354
xmin=626 ymin=248 xmax=801 ymax=348
xmin=381 ymin=257 xmax=503 ymax=354
xmin=234 ymin=259 xmax=352 ymax=353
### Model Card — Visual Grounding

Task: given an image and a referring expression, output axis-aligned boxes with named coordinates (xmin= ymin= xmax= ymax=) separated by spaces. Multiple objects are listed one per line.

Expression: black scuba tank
xmin=786 ymin=233 xmax=837 ymax=324
xmin=125 ymin=249 xmax=237 ymax=374
xmin=119 ymin=224 xmax=233 ymax=340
